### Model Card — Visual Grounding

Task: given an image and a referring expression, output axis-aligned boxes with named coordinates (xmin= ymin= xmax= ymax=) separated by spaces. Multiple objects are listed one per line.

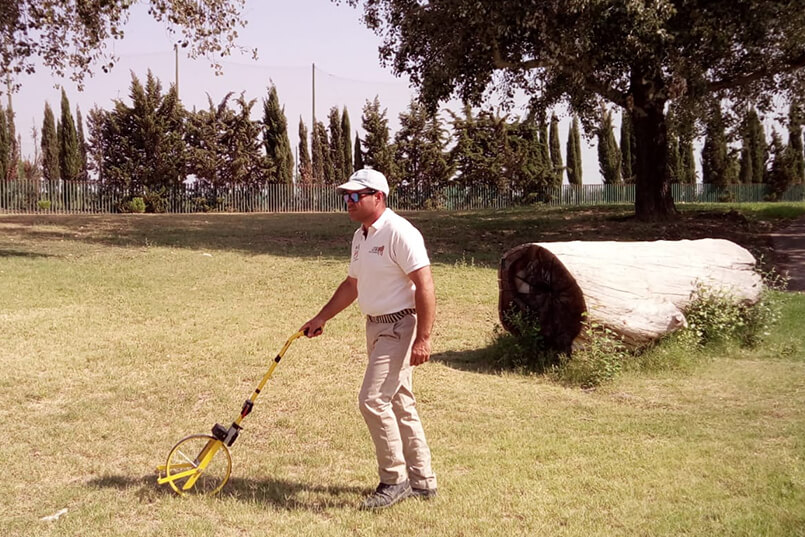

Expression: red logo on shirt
xmin=369 ymin=245 xmax=385 ymax=256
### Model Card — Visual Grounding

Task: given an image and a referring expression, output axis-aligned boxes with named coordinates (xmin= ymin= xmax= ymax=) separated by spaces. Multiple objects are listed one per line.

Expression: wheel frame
xmin=163 ymin=434 xmax=232 ymax=496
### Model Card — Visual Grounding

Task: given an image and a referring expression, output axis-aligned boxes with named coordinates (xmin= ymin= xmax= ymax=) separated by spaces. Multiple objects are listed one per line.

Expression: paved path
xmin=770 ymin=216 xmax=805 ymax=292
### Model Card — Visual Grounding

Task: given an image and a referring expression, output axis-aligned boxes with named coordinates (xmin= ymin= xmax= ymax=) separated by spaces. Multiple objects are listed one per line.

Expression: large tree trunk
xmin=630 ymin=69 xmax=677 ymax=221
xmin=499 ymin=239 xmax=763 ymax=352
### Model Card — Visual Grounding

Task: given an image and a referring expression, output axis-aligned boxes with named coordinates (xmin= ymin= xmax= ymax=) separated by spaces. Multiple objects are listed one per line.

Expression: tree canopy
xmin=1 ymin=0 xmax=252 ymax=88
xmin=342 ymin=0 xmax=805 ymax=219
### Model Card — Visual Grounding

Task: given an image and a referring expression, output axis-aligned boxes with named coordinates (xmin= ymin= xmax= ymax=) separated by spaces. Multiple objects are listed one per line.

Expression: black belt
xmin=367 ymin=308 xmax=416 ymax=323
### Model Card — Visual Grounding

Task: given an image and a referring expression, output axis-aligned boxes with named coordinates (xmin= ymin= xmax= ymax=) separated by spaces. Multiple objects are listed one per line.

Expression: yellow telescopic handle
xmin=232 ymin=330 xmax=306 ymax=427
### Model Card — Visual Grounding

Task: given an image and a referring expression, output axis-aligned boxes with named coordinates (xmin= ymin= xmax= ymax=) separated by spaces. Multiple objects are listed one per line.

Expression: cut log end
xmin=498 ymin=243 xmax=586 ymax=353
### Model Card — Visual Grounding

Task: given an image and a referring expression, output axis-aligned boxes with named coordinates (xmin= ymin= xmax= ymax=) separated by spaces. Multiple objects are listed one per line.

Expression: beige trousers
xmin=359 ymin=314 xmax=437 ymax=489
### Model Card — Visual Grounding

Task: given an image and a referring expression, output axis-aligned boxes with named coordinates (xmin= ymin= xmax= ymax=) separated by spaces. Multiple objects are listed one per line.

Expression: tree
xmin=298 ymin=117 xmax=312 ymax=184
xmin=701 ymin=103 xmax=729 ymax=187
xmin=597 ymin=109 xmax=621 ymax=185
xmin=565 ymin=116 xmax=582 ymax=186
xmin=328 ymin=106 xmax=345 ymax=182
xmin=548 ymin=115 xmax=563 ymax=188
xmin=341 ymin=107 xmax=353 ymax=174
xmin=620 ymin=111 xmax=637 ymax=184
xmin=262 ymin=84 xmax=294 ymax=184
xmin=93 ymin=71 xmax=186 ymax=197
xmin=361 ymin=96 xmax=395 ymax=183
xmin=0 ymin=106 xmax=9 ymax=182
xmin=58 ymin=89 xmax=81 ymax=182
xmin=506 ymin=119 xmax=553 ymax=201
xmin=1 ymin=1 xmax=251 ymax=89
xmin=343 ymin=0 xmax=805 ymax=220
xmin=311 ymin=121 xmax=329 ymax=183
xmin=185 ymin=92 xmax=268 ymax=195
xmin=354 ymin=133 xmax=364 ymax=172
xmin=788 ymin=100 xmax=805 ymax=184
xmin=76 ymin=107 xmax=88 ymax=181
xmin=394 ymin=99 xmax=451 ymax=194
xmin=677 ymin=112 xmax=697 ymax=185
xmin=745 ymin=108 xmax=768 ymax=184
xmin=449 ymin=106 xmax=509 ymax=189
xmin=767 ymin=129 xmax=796 ymax=198
xmin=41 ymin=102 xmax=59 ymax=181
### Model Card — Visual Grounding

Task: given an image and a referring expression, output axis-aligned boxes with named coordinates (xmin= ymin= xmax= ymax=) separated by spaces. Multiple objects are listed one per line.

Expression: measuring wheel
xmin=157 ymin=434 xmax=232 ymax=496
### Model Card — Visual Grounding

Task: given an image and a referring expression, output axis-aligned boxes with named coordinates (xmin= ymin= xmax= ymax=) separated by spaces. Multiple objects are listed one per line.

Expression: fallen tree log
xmin=498 ymin=239 xmax=763 ymax=352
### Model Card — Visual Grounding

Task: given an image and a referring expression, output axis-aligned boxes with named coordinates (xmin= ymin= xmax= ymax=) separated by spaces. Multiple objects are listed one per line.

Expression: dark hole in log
xmin=499 ymin=244 xmax=587 ymax=353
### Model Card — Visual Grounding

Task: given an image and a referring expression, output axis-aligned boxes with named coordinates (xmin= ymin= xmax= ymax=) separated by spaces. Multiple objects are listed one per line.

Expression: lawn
xmin=1 ymin=206 xmax=804 ymax=537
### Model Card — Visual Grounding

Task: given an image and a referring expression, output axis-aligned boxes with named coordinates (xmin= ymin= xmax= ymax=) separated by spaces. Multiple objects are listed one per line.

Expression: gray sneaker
xmin=360 ymin=481 xmax=411 ymax=510
xmin=411 ymin=487 xmax=437 ymax=500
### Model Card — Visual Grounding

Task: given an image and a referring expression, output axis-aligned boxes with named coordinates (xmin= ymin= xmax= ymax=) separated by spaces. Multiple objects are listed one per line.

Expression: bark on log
xmin=498 ymin=239 xmax=763 ymax=352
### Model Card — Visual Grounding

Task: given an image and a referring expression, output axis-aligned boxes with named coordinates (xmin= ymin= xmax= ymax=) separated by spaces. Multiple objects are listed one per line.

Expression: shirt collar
xmin=363 ymin=207 xmax=392 ymax=234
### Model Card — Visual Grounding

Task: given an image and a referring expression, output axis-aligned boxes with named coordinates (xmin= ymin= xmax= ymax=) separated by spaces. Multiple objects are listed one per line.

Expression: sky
xmin=10 ymin=0 xmax=603 ymax=183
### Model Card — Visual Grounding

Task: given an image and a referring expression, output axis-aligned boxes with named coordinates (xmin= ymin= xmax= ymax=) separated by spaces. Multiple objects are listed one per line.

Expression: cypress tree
xmin=341 ymin=107 xmax=353 ymax=174
xmin=262 ymin=84 xmax=294 ymax=184
xmin=327 ymin=106 xmax=344 ymax=181
xmin=678 ymin=113 xmax=697 ymax=184
xmin=566 ymin=116 xmax=582 ymax=185
xmin=4 ymin=105 xmax=19 ymax=181
xmin=58 ymin=89 xmax=81 ymax=182
xmin=0 ymin=106 xmax=8 ymax=182
xmin=620 ymin=111 xmax=637 ymax=183
xmin=76 ymin=107 xmax=88 ymax=180
xmin=354 ymin=133 xmax=364 ymax=172
xmin=297 ymin=117 xmax=312 ymax=184
xmin=549 ymin=115 xmax=563 ymax=188
xmin=701 ymin=103 xmax=729 ymax=187
xmin=768 ymin=129 xmax=795 ymax=198
xmin=597 ymin=109 xmax=622 ymax=184
xmin=41 ymin=102 xmax=60 ymax=181
xmin=312 ymin=121 xmax=330 ymax=183
xmin=667 ymin=131 xmax=681 ymax=183
xmin=746 ymin=108 xmax=767 ymax=184
xmin=788 ymin=100 xmax=804 ymax=184
xmin=361 ymin=96 xmax=395 ymax=182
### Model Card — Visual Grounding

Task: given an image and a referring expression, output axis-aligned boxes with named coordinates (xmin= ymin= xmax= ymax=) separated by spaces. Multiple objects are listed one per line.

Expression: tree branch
xmin=492 ymin=44 xmax=627 ymax=109
xmin=709 ymin=52 xmax=805 ymax=93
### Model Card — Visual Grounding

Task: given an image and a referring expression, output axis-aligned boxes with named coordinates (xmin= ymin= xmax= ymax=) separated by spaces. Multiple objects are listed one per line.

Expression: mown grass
xmin=1 ymin=206 xmax=804 ymax=537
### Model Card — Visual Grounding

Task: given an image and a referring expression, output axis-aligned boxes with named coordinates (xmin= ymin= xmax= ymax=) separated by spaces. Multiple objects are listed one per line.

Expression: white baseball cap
xmin=336 ymin=168 xmax=389 ymax=196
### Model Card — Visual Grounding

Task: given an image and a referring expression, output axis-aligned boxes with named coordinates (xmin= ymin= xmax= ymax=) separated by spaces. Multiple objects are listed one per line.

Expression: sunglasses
xmin=343 ymin=190 xmax=376 ymax=203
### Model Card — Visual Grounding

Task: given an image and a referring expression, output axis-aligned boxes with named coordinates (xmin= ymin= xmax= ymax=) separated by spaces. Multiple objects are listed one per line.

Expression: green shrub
xmin=486 ymin=310 xmax=554 ymax=371
xmin=143 ymin=188 xmax=169 ymax=213
xmin=551 ymin=323 xmax=628 ymax=388
xmin=37 ymin=199 xmax=51 ymax=211
xmin=683 ymin=282 xmax=782 ymax=349
xmin=123 ymin=197 xmax=146 ymax=213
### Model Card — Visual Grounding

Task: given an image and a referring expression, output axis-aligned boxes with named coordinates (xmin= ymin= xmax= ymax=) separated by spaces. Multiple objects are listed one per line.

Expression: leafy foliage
xmin=597 ymin=109 xmax=621 ymax=185
xmin=262 ymin=84 xmax=294 ymax=184
xmin=360 ymin=96 xmax=395 ymax=183
xmin=40 ymin=102 xmax=59 ymax=181
xmin=1 ymin=1 xmax=252 ymax=88
xmin=341 ymin=0 xmax=805 ymax=219
xmin=394 ymin=99 xmax=452 ymax=193
xmin=58 ymin=89 xmax=81 ymax=182
xmin=90 ymin=71 xmax=186 ymax=197
xmin=297 ymin=117 xmax=312 ymax=184
xmin=565 ymin=116 xmax=582 ymax=186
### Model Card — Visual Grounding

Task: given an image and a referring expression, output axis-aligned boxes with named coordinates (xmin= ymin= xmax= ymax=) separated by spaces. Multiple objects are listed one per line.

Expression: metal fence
xmin=1 ymin=179 xmax=804 ymax=214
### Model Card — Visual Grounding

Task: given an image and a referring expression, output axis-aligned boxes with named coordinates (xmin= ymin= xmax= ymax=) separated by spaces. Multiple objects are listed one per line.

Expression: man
xmin=301 ymin=167 xmax=438 ymax=510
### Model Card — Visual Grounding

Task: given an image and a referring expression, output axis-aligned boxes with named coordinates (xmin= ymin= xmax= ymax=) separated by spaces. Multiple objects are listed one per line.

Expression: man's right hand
xmin=301 ymin=317 xmax=325 ymax=338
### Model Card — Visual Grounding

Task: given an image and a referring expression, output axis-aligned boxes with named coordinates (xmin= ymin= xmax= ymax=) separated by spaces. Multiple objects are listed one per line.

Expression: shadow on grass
xmin=0 ymin=206 xmax=783 ymax=266
xmin=430 ymin=348 xmax=503 ymax=374
xmin=0 ymin=248 xmax=53 ymax=258
xmin=87 ymin=473 xmax=365 ymax=510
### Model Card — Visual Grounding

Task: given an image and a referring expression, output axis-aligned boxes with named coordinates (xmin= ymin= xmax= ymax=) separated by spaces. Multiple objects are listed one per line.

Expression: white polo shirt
xmin=348 ymin=208 xmax=430 ymax=316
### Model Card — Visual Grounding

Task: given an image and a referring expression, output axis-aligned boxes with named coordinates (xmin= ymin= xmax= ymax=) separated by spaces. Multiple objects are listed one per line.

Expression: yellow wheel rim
xmin=164 ymin=434 xmax=232 ymax=496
